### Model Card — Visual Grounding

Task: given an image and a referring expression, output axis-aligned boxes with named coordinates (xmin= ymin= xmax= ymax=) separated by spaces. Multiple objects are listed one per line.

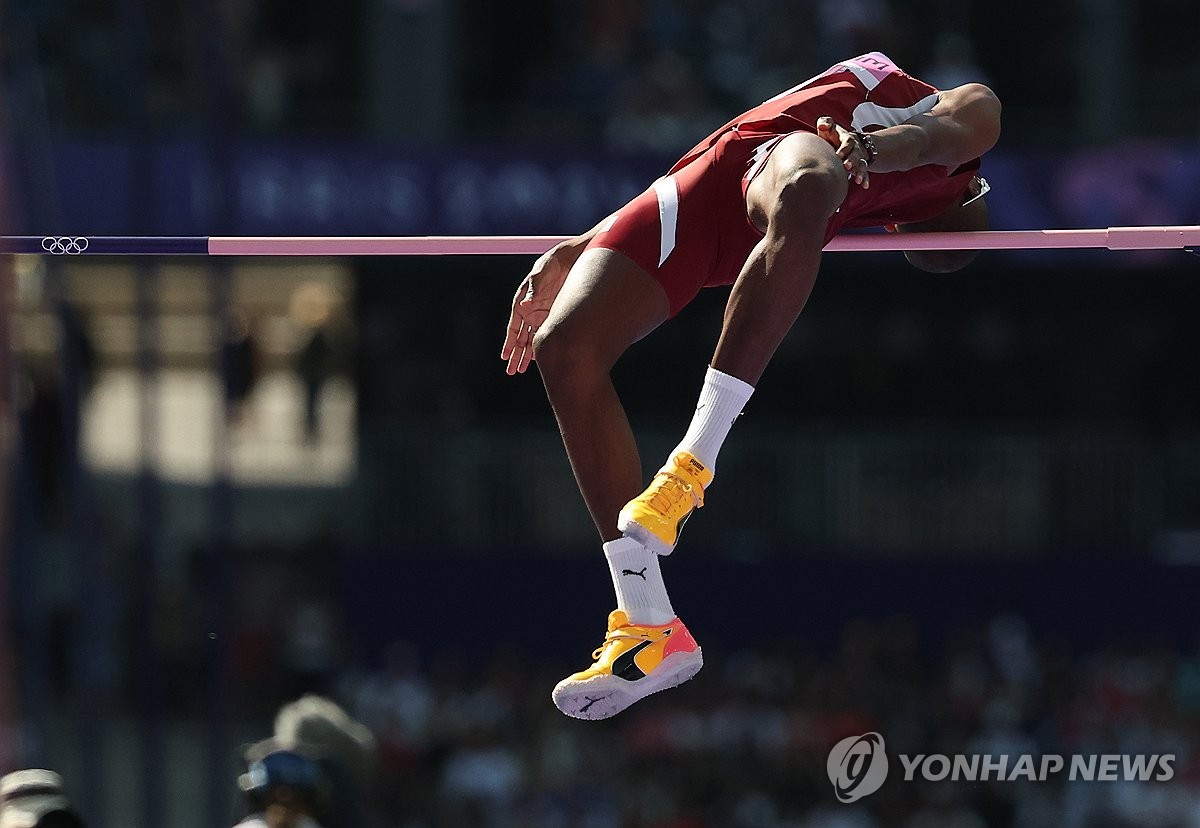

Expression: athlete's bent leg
xmin=532 ymin=246 xmax=669 ymax=540
xmin=534 ymin=248 xmax=704 ymax=720
xmin=620 ymin=133 xmax=847 ymax=554
xmin=713 ymin=132 xmax=847 ymax=382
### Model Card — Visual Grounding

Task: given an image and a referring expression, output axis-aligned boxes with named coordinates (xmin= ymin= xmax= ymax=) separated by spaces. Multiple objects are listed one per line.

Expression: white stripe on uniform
xmin=850 ymin=92 xmax=940 ymax=132
xmin=652 ymin=176 xmax=679 ymax=267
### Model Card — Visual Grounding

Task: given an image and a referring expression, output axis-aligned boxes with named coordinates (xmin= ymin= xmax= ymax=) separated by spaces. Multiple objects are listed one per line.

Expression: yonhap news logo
xmin=827 ymin=732 xmax=889 ymax=803
xmin=826 ymin=733 xmax=1175 ymax=803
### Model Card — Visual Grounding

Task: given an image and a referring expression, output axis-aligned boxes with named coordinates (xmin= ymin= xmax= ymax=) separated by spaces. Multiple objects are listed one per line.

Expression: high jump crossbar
xmin=2 ymin=226 xmax=1198 ymax=256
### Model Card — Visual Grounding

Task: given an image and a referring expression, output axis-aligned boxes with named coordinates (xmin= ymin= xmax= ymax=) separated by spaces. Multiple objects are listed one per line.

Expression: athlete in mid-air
xmin=501 ymin=52 xmax=1001 ymax=719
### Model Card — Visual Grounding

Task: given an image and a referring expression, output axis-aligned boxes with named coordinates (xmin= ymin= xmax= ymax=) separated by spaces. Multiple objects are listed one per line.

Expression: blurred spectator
xmin=234 ymin=742 xmax=328 ymax=828
xmin=270 ymin=695 xmax=377 ymax=828
xmin=0 ymin=769 xmax=84 ymax=828
xmin=14 ymin=304 xmax=95 ymax=530
xmin=17 ymin=364 xmax=67 ymax=528
xmin=290 ymin=283 xmax=351 ymax=443
xmin=223 ymin=307 xmax=264 ymax=428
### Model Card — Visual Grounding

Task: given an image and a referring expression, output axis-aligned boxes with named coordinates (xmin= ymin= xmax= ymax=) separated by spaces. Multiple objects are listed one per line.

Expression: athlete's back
xmin=673 ymin=52 xmax=954 ymax=173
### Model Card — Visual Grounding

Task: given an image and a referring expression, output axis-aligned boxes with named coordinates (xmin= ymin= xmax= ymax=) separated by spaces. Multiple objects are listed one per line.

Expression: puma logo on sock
xmin=621 ymin=567 xmax=647 ymax=580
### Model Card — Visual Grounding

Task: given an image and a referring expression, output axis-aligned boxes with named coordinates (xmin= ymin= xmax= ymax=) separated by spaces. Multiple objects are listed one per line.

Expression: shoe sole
xmin=551 ymin=648 xmax=704 ymax=720
xmin=616 ymin=512 xmax=677 ymax=556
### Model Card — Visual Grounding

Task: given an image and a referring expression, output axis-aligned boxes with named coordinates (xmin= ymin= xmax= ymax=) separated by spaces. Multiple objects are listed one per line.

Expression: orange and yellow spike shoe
xmin=617 ymin=451 xmax=714 ymax=556
xmin=552 ymin=610 xmax=703 ymax=720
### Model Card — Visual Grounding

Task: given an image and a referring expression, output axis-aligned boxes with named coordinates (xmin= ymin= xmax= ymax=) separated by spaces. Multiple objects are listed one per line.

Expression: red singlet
xmin=586 ymin=51 xmax=982 ymax=316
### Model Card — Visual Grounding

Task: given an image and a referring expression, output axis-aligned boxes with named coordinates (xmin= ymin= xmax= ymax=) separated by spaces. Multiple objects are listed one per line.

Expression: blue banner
xmin=7 ymin=139 xmax=1199 ymax=261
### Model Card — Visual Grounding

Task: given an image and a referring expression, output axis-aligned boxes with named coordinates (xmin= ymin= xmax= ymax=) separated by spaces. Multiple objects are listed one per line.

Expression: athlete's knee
xmin=532 ymin=319 xmax=608 ymax=385
xmin=772 ymin=160 xmax=847 ymax=224
xmin=752 ymin=132 xmax=847 ymax=226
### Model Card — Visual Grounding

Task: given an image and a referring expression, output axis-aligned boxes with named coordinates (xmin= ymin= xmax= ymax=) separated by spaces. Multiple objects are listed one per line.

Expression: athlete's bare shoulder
xmin=935 ymin=82 xmax=1002 ymax=110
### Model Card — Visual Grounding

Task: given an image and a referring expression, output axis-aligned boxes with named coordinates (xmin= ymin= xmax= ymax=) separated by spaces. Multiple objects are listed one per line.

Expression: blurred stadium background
xmin=2 ymin=0 xmax=1200 ymax=825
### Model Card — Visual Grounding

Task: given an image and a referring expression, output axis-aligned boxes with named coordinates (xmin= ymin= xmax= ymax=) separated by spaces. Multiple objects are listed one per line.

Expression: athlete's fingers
xmin=505 ymin=326 xmax=526 ymax=374
xmin=514 ymin=321 xmax=536 ymax=374
xmin=501 ymin=307 xmax=524 ymax=360
xmin=502 ymin=277 xmax=532 ymax=360
xmin=819 ymin=118 xmax=869 ymax=181
xmin=822 ymin=121 xmax=854 ymax=159
xmin=505 ymin=319 xmax=539 ymax=375
xmin=517 ymin=338 xmax=535 ymax=373
xmin=501 ymin=331 xmax=517 ymax=362
xmin=849 ymin=154 xmax=868 ymax=186
xmin=846 ymin=156 xmax=869 ymax=188
xmin=816 ymin=117 xmax=843 ymax=151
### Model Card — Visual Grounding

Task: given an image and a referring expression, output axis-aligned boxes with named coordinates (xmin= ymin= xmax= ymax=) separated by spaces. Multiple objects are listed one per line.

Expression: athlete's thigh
xmin=536 ymin=246 xmax=670 ymax=369
xmin=744 ymin=131 xmax=846 ymax=232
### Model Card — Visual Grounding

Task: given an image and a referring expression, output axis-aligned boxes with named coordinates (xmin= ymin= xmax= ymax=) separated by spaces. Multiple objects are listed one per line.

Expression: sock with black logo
xmin=671 ymin=365 xmax=754 ymax=474
xmin=604 ymin=536 xmax=675 ymax=626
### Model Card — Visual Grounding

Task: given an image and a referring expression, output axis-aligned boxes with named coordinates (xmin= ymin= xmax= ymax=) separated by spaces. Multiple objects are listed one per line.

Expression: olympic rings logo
xmin=40 ymin=236 xmax=89 ymax=255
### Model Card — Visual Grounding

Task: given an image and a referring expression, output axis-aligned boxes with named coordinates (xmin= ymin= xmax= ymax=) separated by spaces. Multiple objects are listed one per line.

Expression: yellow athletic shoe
xmin=617 ymin=451 xmax=714 ymax=555
xmin=552 ymin=610 xmax=703 ymax=720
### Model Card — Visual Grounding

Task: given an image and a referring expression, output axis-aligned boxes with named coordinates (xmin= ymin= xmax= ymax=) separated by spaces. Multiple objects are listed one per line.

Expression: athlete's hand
xmin=501 ymin=246 xmax=571 ymax=375
xmin=817 ymin=116 xmax=870 ymax=189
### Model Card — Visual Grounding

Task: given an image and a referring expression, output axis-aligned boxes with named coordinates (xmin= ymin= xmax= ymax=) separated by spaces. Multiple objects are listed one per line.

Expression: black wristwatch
xmin=854 ymin=130 xmax=878 ymax=166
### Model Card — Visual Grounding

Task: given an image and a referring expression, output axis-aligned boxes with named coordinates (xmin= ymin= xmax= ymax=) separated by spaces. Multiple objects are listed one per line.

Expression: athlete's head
xmin=896 ymin=176 xmax=989 ymax=273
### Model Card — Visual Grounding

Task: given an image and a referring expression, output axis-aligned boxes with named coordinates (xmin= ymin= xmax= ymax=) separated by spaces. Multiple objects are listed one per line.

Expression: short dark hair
xmin=896 ymin=184 xmax=989 ymax=274
xmin=902 ymin=248 xmax=980 ymax=274
xmin=32 ymin=811 xmax=85 ymax=828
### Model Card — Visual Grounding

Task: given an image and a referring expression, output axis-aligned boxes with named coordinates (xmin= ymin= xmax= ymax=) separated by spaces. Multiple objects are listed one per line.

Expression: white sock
xmin=604 ymin=536 xmax=675 ymax=626
xmin=671 ymin=366 xmax=755 ymax=473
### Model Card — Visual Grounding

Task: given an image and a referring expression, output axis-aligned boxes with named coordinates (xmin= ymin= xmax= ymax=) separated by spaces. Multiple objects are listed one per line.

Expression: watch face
xmin=857 ymin=132 xmax=877 ymax=164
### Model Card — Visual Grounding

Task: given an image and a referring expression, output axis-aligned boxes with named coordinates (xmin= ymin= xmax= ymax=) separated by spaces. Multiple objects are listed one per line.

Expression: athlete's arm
xmin=869 ymin=83 xmax=1001 ymax=171
xmin=817 ymin=83 xmax=1002 ymax=188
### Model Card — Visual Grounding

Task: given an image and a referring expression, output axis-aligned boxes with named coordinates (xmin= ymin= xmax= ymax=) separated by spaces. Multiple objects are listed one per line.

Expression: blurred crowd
xmin=220 ymin=614 xmax=1200 ymax=827
xmin=6 ymin=612 xmax=1200 ymax=827
xmin=9 ymin=0 xmax=1199 ymax=146
xmin=500 ymin=0 xmax=986 ymax=152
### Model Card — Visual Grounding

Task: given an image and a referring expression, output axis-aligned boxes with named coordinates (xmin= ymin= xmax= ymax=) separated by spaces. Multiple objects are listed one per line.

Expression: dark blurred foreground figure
xmin=233 ymin=695 xmax=377 ymax=828
xmin=0 ymin=769 xmax=84 ymax=828
xmin=501 ymin=51 xmax=1001 ymax=720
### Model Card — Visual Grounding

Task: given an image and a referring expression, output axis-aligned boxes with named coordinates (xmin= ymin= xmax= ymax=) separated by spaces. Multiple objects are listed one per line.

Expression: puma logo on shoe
xmin=579 ymin=694 xmax=610 ymax=713
xmin=611 ymin=639 xmax=655 ymax=681
xmin=621 ymin=567 xmax=647 ymax=579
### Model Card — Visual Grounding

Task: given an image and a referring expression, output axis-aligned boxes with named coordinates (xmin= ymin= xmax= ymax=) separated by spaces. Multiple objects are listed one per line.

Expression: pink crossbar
xmin=206 ymin=226 xmax=1200 ymax=256
xmin=206 ymin=236 xmax=570 ymax=256
xmin=3 ymin=227 xmax=1197 ymax=257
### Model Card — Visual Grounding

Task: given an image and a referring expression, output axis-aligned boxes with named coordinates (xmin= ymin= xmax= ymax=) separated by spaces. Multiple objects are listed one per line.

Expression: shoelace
xmin=591 ymin=630 xmax=650 ymax=662
xmin=644 ymin=471 xmax=704 ymax=515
